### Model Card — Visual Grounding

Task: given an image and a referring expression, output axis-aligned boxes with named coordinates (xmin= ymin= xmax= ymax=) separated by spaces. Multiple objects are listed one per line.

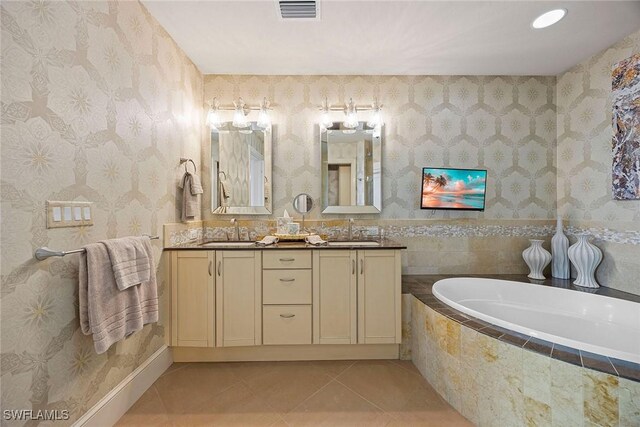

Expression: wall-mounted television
xmin=420 ymin=167 xmax=487 ymax=211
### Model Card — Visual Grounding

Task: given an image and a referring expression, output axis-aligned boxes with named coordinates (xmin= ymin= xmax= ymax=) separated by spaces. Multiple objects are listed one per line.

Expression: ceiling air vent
xmin=278 ymin=1 xmax=318 ymax=20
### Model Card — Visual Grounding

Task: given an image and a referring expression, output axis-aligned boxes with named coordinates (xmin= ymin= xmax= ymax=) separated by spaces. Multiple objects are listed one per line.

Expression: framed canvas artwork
xmin=612 ymin=53 xmax=640 ymax=200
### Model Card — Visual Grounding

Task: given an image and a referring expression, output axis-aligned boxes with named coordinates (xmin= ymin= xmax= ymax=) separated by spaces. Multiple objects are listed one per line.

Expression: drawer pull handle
xmin=352 ymin=259 xmax=355 ymax=275
xmin=217 ymin=260 xmax=222 ymax=276
xmin=280 ymin=313 xmax=295 ymax=318
xmin=279 ymin=258 xmax=295 ymax=262
xmin=279 ymin=278 xmax=295 ymax=282
xmin=208 ymin=261 xmax=212 ymax=276
xmin=360 ymin=258 xmax=364 ymax=274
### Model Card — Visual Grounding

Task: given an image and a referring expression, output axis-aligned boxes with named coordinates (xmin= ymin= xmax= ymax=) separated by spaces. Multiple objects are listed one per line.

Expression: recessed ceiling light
xmin=532 ymin=9 xmax=567 ymax=29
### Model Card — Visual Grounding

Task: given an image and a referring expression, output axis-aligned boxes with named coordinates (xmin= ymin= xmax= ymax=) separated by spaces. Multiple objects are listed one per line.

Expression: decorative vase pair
xmin=522 ymin=217 xmax=602 ymax=288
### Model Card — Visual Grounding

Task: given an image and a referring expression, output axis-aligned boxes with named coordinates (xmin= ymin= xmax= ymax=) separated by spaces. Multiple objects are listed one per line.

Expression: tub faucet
xmin=348 ymin=218 xmax=354 ymax=240
xmin=230 ymin=218 xmax=240 ymax=241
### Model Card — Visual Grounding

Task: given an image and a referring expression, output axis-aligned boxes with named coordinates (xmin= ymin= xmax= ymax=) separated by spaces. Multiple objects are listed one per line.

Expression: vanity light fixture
xmin=366 ymin=99 xmax=383 ymax=129
xmin=320 ymin=97 xmax=333 ymax=130
xmin=232 ymin=98 xmax=250 ymax=128
xmin=532 ymin=9 xmax=567 ymax=29
xmin=343 ymin=98 xmax=359 ymax=129
xmin=319 ymin=97 xmax=382 ymax=130
xmin=206 ymin=97 xmax=273 ymax=129
xmin=207 ymin=98 xmax=224 ymax=129
xmin=257 ymin=98 xmax=272 ymax=130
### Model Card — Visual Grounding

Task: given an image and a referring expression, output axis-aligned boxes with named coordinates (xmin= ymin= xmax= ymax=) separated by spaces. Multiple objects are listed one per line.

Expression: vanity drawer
xmin=263 ymin=305 xmax=312 ymax=345
xmin=263 ymin=270 xmax=312 ymax=304
xmin=263 ymin=251 xmax=311 ymax=269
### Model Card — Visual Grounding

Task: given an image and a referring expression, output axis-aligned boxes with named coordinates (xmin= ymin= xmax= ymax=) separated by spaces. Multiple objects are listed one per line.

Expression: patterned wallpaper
xmin=556 ymin=29 xmax=640 ymax=295
xmin=0 ymin=1 xmax=202 ymax=424
xmin=557 ymin=29 xmax=640 ymax=225
xmin=202 ymin=74 xmax=558 ymax=220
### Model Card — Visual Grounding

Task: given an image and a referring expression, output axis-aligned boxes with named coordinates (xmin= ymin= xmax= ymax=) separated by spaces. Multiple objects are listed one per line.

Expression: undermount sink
xmin=200 ymin=241 xmax=257 ymax=248
xmin=327 ymin=241 xmax=381 ymax=247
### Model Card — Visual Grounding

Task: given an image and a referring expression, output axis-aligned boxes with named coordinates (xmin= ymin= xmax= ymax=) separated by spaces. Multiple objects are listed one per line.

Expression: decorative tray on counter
xmin=273 ymin=232 xmax=313 ymax=241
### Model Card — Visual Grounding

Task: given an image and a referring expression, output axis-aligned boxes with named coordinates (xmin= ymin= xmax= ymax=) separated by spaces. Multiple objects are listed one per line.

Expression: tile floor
xmin=116 ymin=359 xmax=472 ymax=426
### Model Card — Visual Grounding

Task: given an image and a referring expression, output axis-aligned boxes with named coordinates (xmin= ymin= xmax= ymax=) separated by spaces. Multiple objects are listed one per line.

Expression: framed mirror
xmin=210 ymin=122 xmax=272 ymax=215
xmin=321 ymin=123 xmax=382 ymax=214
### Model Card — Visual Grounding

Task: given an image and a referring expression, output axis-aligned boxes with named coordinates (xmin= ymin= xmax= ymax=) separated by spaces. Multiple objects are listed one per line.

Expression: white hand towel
xmin=305 ymin=235 xmax=327 ymax=246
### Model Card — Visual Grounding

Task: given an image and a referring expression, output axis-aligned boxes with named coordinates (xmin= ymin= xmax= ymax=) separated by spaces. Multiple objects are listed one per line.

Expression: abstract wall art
xmin=612 ymin=53 xmax=640 ymax=200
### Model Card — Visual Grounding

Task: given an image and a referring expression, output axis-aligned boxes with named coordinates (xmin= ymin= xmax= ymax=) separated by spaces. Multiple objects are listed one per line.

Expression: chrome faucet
xmin=230 ymin=218 xmax=240 ymax=241
xmin=348 ymin=218 xmax=354 ymax=240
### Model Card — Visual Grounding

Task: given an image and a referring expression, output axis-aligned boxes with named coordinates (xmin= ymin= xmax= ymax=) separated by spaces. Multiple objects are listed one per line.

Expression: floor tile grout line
xmin=332 ymin=374 xmax=390 ymax=415
xmin=280 ymin=374 xmax=338 ymax=419
xmin=389 ymin=359 xmax=423 ymax=378
xmin=159 ymin=362 xmax=191 ymax=378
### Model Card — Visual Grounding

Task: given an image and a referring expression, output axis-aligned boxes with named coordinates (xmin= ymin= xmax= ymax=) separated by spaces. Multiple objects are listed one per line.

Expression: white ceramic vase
xmin=522 ymin=239 xmax=551 ymax=280
xmin=568 ymin=235 xmax=602 ymax=288
xmin=551 ymin=216 xmax=570 ymax=279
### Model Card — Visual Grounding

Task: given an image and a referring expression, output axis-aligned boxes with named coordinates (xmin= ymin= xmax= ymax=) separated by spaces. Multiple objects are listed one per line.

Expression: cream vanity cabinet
xmin=170 ymin=250 xmax=261 ymax=348
xmin=169 ymin=246 xmax=402 ymax=358
xmin=170 ymin=251 xmax=215 ymax=347
xmin=313 ymin=250 xmax=401 ymax=345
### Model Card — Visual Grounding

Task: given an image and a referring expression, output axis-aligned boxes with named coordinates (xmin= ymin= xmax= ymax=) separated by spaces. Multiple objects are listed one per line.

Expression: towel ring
xmin=180 ymin=158 xmax=197 ymax=174
xmin=218 ymin=171 xmax=227 ymax=180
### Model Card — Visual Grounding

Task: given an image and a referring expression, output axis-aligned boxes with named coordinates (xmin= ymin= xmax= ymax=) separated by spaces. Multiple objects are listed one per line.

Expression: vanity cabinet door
xmin=171 ymin=251 xmax=215 ymax=347
xmin=216 ymin=251 xmax=262 ymax=347
xmin=357 ymin=250 xmax=401 ymax=344
xmin=312 ymin=250 xmax=357 ymax=344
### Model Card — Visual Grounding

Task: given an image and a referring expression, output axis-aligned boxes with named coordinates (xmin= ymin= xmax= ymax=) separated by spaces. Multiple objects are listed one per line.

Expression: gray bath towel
xmin=179 ymin=171 xmax=203 ymax=221
xmin=102 ymin=236 xmax=151 ymax=290
xmin=79 ymin=241 xmax=158 ymax=354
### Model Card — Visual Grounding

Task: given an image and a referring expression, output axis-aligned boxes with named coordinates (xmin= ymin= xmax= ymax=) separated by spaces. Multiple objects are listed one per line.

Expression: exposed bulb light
xmin=532 ymin=9 xmax=566 ymax=29
xmin=257 ymin=97 xmax=271 ymax=129
xmin=207 ymin=98 xmax=224 ymax=129
xmin=367 ymin=99 xmax=383 ymax=129
xmin=343 ymin=98 xmax=359 ymax=129
xmin=232 ymin=98 xmax=249 ymax=128
xmin=320 ymin=97 xmax=333 ymax=130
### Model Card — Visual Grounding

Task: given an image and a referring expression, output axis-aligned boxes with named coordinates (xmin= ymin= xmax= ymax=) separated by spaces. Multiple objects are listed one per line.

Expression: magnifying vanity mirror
xmin=321 ymin=123 xmax=382 ymax=214
xmin=210 ymin=122 xmax=272 ymax=214
xmin=292 ymin=193 xmax=313 ymax=230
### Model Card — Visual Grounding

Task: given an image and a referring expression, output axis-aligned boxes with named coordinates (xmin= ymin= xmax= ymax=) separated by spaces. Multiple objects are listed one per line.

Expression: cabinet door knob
xmin=279 ymin=258 xmax=295 ymax=262
xmin=280 ymin=313 xmax=295 ymax=318
xmin=279 ymin=278 xmax=295 ymax=283
xmin=217 ymin=260 xmax=222 ymax=276
xmin=208 ymin=261 xmax=212 ymax=276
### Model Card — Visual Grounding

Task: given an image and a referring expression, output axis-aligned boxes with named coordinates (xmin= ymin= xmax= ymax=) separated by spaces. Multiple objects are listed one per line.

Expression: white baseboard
xmin=73 ymin=345 xmax=172 ymax=427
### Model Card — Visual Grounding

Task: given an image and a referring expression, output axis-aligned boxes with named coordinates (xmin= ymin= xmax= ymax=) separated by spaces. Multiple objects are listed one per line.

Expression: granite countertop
xmin=165 ymin=238 xmax=407 ymax=251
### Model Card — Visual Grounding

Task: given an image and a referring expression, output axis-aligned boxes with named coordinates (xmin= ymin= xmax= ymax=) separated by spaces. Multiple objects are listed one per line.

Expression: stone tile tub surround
xmin=402 ymin=275 xmax=640 ymax=426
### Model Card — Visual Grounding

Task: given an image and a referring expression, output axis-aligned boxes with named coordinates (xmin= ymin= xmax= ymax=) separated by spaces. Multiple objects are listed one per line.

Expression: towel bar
xmin=34 ymin=235 xmax=160 ymax=261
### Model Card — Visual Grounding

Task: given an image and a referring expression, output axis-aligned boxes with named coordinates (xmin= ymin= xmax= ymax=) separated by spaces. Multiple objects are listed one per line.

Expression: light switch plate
xmin=47 ymin=201 xmax=94 ymax=229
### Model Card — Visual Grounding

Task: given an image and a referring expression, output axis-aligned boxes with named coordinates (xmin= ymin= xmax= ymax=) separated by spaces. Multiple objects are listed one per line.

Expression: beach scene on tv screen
xmin=421 ymin=168 xmax=487 ymax=210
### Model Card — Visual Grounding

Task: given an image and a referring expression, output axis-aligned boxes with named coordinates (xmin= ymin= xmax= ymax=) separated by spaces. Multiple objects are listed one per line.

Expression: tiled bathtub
xmin=401 ymin=276 xmax=640 ymax=426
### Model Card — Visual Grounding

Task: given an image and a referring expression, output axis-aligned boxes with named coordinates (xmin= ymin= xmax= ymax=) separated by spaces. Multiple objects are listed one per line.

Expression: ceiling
xmin=141 ymin=1 xmax=640 ymax=76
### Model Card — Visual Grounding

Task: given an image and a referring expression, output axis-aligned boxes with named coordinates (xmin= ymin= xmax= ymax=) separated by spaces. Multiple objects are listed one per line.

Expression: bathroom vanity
xmin=166 ymin=241 xmax=405 ymax=361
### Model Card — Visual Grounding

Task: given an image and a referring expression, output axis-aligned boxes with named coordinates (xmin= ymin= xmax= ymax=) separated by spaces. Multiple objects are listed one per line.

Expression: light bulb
xmin=343 ymin=98 xmax=358 ymax=129
xmin=232 ymin=98 xmax=249 ymax=128
xmin=319 ymin=97 xmax=333 ymax=130
xmin=207 ymin=98 xmax=223 ymax=129
xmin=257 ymin=98 xmax=271 ymax=129
xmin=367 ymin=99 xmax=383 ymax=129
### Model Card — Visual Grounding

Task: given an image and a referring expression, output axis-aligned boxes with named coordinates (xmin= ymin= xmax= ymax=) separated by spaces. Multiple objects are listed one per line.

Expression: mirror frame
xmin=210 ymin=122 xmax=272 ymax=215
xmin=321 ymin=123 xmax=382 ymax=214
